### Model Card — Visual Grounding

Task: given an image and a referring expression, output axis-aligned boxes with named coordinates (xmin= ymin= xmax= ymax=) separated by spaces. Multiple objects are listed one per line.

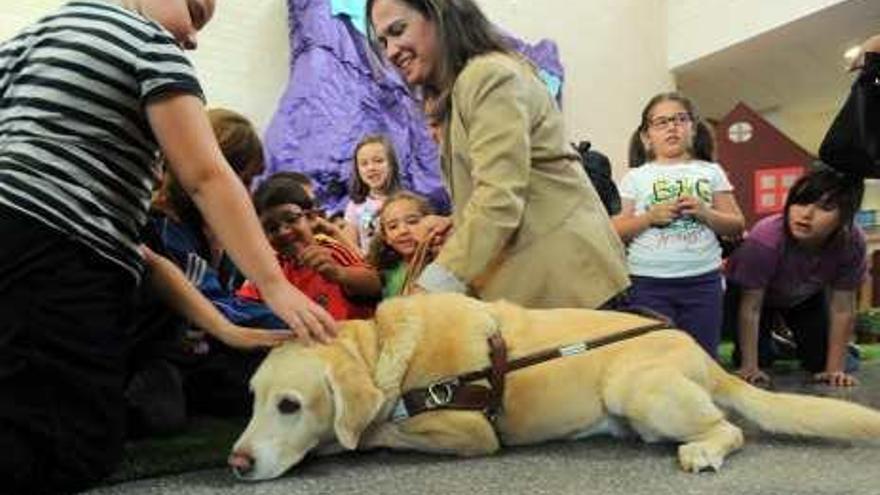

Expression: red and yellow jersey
xmin=237 ymin=235 xmax=375 ymax=320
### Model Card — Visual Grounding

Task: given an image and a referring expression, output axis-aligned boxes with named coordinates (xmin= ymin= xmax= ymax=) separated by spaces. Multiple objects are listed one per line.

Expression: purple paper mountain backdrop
xmin=262 ymin=0 xmax=564 ymax=214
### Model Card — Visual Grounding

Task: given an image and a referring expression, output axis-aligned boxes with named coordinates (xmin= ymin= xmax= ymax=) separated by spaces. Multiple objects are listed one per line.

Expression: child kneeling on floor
xmin=727 ymin=168 xmax=866 ymax=387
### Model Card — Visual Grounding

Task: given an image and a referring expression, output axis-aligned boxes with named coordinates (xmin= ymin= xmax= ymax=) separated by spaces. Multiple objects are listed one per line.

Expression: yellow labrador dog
xmin=230 ymin=293 xmax=880 ymax=480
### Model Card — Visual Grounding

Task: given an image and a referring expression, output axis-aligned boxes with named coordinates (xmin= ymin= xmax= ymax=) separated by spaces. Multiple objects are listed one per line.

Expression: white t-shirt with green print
xmin=618 ymin=160 xmax=733 ymax=278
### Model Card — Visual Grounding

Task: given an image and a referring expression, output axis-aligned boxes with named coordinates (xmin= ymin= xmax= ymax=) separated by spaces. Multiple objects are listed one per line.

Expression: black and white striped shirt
xmin=0 ymin=0 xmax=203 ymax=281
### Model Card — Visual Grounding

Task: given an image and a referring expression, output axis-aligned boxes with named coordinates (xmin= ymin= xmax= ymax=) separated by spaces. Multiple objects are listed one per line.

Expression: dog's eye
xmin=277 ymin=397 xmax=301 ymax=415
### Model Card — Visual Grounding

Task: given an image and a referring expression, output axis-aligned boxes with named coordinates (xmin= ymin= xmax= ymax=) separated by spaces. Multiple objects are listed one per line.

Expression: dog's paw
xmin=678 ymin=442 xmax=724 ymax=473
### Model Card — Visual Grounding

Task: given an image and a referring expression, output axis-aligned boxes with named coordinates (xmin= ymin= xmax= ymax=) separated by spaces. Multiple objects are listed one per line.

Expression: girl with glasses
xmin=612 ymin=92 xmax=745 ymax=357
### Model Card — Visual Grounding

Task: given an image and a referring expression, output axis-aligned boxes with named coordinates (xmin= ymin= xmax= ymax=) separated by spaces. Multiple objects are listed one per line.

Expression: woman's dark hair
xmin=628 ymin=92 xmax=714 ymax=168
xmin=252 ymin=174 xmax=314 ymax=216
xmin=783 ymin=167 xmax=865 ymax=245
xmin=366 ymin=191 xmax=434 ymax=271
xmin=349 ymin=134 xmax=402 ymax=203
xmin=365 ymin=0 xmax=510 ymax=121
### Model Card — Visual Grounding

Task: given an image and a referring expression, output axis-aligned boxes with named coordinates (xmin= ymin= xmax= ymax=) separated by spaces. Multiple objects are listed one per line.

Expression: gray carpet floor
xmin=89 ymin=361 xmax=880 ymax=495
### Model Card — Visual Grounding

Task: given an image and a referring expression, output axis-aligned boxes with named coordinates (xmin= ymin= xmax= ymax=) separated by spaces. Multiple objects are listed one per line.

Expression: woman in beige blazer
xmin=367 ymin=0 xmax=629 ymax=309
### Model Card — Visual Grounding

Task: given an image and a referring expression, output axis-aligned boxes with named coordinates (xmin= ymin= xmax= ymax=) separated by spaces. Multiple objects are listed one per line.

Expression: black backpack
xmin=819 ymin=54 xmax=880 ymax=177
xmin=573 ymin=141 xmax=621 ymax=216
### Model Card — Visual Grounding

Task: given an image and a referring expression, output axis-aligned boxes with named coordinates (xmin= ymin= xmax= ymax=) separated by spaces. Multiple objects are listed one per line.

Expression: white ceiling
xmin=674 ymin=0 xmax=880 ymax=152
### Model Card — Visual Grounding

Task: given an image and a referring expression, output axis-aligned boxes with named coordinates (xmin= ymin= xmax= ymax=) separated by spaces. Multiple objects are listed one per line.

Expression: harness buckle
xmin=425 ymin=379 xmax=458 ymax=408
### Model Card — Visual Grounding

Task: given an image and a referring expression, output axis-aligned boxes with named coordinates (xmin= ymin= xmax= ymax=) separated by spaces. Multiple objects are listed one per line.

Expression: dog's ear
xmin=325 ymin=354 xmax=384 ymax=450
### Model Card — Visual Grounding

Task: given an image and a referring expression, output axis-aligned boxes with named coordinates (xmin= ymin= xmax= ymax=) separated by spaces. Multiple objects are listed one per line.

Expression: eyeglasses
xmin=648 ymin=112 xmax=693 ymax=130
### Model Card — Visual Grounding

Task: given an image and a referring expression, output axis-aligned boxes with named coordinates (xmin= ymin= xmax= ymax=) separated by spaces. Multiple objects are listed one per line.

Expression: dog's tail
xmin=709 ymin=362 xmax=880 ymax=442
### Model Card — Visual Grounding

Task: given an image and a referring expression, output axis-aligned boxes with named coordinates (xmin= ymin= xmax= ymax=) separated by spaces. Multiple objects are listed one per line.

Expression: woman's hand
xmin=735 ymin=366 xmax=770 ymax=386
xmin=259 ymin=280 xmax=337 ymax=345
xmin=813 ymin=370 xmax=859 ymax=387
xmin=420 ymin=215 xmax=453 ymax=255
xmin=212 ymin=324 xmax=295 ymax=350
xmin=849 ymin=33 xmax=880 ymax=71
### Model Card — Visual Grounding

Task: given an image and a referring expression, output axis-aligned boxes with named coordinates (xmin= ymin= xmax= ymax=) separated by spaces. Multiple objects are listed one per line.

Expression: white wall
xmin=478 ymin=0 xmax=674 ymax=177
xmin=0 ymin=0 xmax=64 ymax=40
xmin=187 ymin=0 xmax=291 ymax=132
xmin=196 ymin=0 xmax=675 ymax=177
xmin=667 ymin=0 xmax=847 ymax=69
xmin=0 ymin=0 xmax=290 ymax=133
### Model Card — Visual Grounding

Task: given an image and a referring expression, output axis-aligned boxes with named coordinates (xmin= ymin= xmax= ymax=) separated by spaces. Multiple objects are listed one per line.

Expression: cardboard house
xmin=714 ymin=102 xmax=816 ymax=228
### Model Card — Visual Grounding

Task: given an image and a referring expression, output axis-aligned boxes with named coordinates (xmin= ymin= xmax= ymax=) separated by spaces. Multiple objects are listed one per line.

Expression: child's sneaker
xmin=770 ymin=328 xmax=797 ymax=360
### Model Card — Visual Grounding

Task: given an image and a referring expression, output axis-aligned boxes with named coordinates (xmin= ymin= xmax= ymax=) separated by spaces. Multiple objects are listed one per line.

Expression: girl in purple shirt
xmin=726 ymin=169 xmax=866 ymax=387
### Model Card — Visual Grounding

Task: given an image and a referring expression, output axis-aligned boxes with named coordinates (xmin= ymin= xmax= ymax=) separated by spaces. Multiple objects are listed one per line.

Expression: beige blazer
xmin=433 ymin=52 xmax=629 ymax=309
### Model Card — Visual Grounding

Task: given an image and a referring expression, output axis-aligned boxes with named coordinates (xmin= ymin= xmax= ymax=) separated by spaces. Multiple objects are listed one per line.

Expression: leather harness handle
xmin=401 ymin=232 xmax=436 ymax=295
xmin=486 ymin=333 xmax=507 ymax=420
xmin=393 ymin=318 xmax=670 ymax=423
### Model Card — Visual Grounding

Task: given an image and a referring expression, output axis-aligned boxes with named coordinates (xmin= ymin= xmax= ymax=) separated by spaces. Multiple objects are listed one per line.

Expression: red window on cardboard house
xmin=753 ymin=167 xmax=804 ymax=214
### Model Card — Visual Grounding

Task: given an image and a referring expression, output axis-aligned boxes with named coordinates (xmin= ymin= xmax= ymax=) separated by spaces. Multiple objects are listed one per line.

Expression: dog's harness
xmin=389 ymin=311 xmax=671 ymax=424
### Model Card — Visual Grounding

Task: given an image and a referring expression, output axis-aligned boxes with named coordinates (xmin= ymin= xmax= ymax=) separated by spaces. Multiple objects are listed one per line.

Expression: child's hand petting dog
xmin=299 ymin=245 xmax=342 ymax=281
xmin=213 ymin=324 xmax=295 ymax=350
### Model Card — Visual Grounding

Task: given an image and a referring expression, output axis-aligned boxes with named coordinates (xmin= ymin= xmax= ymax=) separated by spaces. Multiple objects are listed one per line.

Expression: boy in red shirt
xmin=238 ymin=175 xmax=381 ymax=319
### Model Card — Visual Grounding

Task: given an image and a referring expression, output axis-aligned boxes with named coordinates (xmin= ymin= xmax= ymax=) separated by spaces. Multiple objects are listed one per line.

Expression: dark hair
xmin=572 ymin=141 xmax=621 ymax=215
xmin=366 ymin=191 xmax=434 ymax=270
xmin=628 ymin=92 xmax=714 ymax=168
xmin=208 ymin=108 xmax=263 ymax=178
xmin=783 ymin=168 xmax=865 ymax=245
xmin=270 ymin=171 xmax=312 ymax=189
xmin=365 ymin=0 xmax=510 ymax=121
xmin=252 ymin=174 xmax=314 ymax=216
xmin=349 ymin=134 xmax=402 ymax=203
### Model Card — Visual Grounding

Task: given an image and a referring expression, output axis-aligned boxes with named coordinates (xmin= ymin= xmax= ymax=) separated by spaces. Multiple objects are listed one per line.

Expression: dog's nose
xmin=229 ymin=450 xmax=255 ymax=478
